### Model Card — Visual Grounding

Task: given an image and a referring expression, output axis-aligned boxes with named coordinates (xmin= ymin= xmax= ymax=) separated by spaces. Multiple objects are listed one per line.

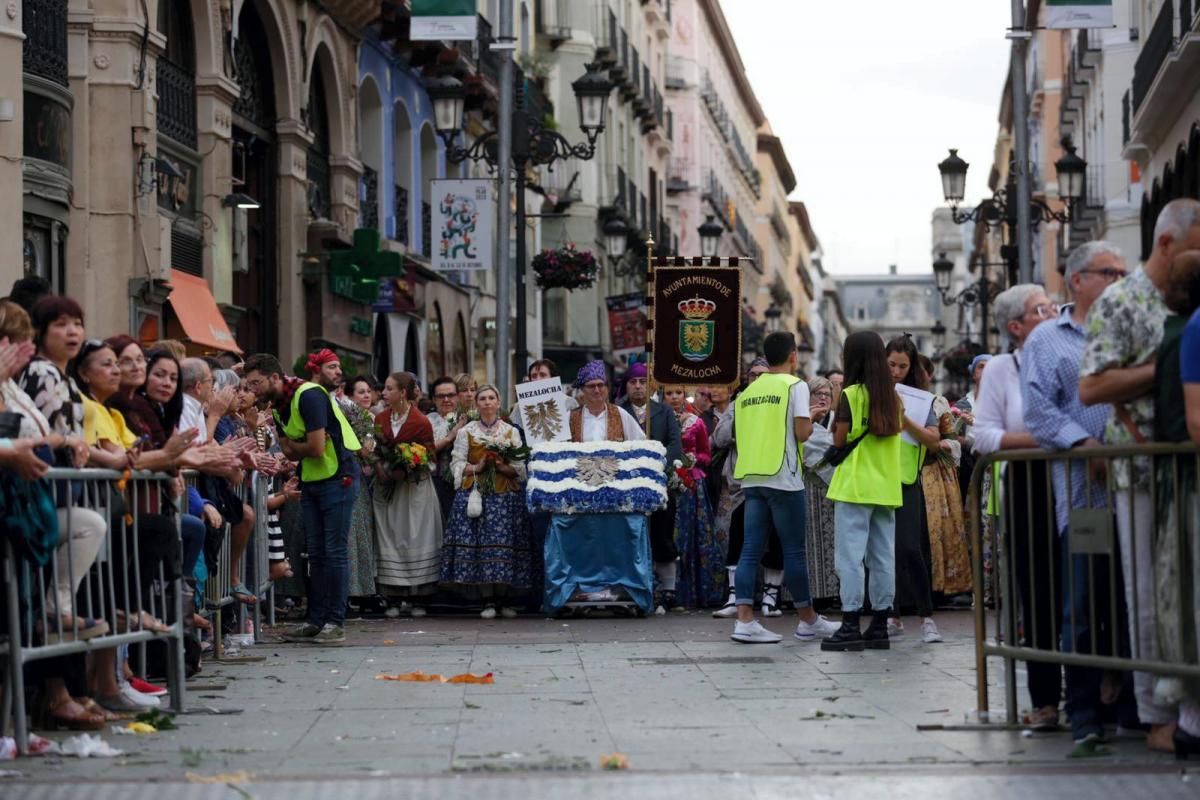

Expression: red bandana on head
xmin=306 ymin=348 xmax=339 ymax=376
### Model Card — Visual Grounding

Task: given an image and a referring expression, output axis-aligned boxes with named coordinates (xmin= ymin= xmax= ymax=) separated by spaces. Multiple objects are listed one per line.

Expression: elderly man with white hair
xmin=1078 ymin=197 xmax=1200 ymax=754
xmin=972 ymin=282 xmax=1060 ymax=730
xmin=1021 ymin=241 xmax=1133 ymax=747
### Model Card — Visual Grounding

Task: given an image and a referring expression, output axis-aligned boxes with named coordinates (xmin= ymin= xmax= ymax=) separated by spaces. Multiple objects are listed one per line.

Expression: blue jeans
xmin=833 ymin=501 xmax=896 ymax=612
xmin=301 ymin=469 xmax=358 ymax=627
xmin=1060 ymin=526 xmax=1135 ymax=739
xmin=180 ymin=513 xmax=205 ymax=576
xmin=735 ymin=487 xmax=811 ymax=609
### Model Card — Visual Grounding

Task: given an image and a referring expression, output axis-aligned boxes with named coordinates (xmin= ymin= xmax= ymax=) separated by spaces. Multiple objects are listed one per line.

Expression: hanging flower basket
xmin=532 ymin=243 xmax=599 ymax=291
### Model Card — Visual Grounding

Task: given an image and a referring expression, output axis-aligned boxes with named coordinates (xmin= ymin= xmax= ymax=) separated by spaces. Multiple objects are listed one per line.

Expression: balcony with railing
xmin=536 ymin=0 xmax=572 ymax=47
xmin=601 ymin=165 xmax=628 ymax=213
xmin=394 ymin=185 xmax=409 ymax=247
xmin=1132 ymin=1 xmax=1174 ymax=114
xmin=422 ymin=201 xmax=432 ymax=259
xmin=360 ymin=166 xmax=380 ymax=232
xmin=595 ymin=7 xmax=619 ymax=66
xmin=157 ymin=57 xmax=198 ymax=150
xmin=23 ymin=0 xmax=69 ymax=87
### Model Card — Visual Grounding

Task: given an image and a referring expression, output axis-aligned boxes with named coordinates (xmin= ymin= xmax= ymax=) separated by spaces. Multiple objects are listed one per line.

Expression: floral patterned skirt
xmin=804 ymin=475 xmax=839 ymax=602
xmin=347 ymin=480 xmax=377 ymax=597
xmin=674 ymin=481 xmax=725 ymax=608
xmin=440 ymin=489 xmax=533 ymax=589
xmin=922 ymin=461 xmax=973 ymax=595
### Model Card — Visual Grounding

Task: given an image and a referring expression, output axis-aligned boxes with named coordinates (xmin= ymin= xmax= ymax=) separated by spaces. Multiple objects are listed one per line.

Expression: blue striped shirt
xmin=1020 ymin=305 xmax=1111 ymax=534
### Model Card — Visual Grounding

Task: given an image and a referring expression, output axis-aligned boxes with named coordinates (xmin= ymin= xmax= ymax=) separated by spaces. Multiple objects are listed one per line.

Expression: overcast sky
xmin=722 ymin=1 xmax=1012 ymax=276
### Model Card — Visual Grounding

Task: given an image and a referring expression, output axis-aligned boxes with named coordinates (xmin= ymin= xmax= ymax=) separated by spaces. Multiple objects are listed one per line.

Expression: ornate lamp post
xmin=931 ymin=250 xmax=999 ymax=353
xmin=697 ymin=215 xmax=723 ymax=259
xmin=429 ymin=63 xmax=614 ymax=374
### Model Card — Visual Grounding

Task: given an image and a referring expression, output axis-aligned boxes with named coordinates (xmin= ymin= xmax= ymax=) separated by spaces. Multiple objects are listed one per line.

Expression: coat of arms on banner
xmin=678 ymin=297 xmax=716 ymax=362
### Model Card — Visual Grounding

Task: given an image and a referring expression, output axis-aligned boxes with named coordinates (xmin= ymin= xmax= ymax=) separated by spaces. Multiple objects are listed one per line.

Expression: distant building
xmin=836 ymin=267 xmax=945 ymax=359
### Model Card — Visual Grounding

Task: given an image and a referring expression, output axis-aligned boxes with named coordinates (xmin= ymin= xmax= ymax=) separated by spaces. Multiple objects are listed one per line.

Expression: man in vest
xmin=570 ymin=359 xmax=646 ymax=442
xmin=244 ymin=353 xmax=361 ymax=645
xmin=731 ymin=331 xmax=839 ymax=644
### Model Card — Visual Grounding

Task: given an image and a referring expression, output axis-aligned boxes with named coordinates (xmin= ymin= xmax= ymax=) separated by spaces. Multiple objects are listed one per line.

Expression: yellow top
xmin=83 ymin=395 xmax=137 ymax=449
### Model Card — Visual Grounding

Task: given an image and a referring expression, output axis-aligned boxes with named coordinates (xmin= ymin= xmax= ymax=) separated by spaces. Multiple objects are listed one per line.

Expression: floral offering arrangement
xmin=666 ymin=453 xmax=698 ymax=494
xmin=525 ymin=440 xmax=668 ymax=515
xmin=382 ymin=441 xmax=432 ymax=482
xmin=467 ymin=439 xmax=532 ymax=518
xmin=531 ymin=243 xmax=599 ymax=291
xmin=443 ymin=409 xmax=481 ymax=428
xmin=340 ymin=399 xmax=379 ymax=469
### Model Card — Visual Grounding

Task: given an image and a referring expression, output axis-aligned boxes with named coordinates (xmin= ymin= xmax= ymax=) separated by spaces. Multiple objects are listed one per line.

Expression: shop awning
xmin=166 ymin=270 xmax=242 ymax=355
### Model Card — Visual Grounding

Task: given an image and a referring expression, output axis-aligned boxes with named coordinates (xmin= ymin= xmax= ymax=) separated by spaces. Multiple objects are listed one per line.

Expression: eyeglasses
xmin=584 ymin=381 xmax=608 ymax=390
xmin=812 ymin=390 xmax=833 ymax=400
xmin=1079 ymin=267 xmax=1127 ymax=283
xmin=1027 ymin=303 xmax=1059 ymax=320
xmin=434 ymin=392 xmax=457 ymax=400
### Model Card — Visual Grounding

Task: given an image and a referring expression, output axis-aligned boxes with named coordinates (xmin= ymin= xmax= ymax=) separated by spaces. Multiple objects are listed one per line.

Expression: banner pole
xmin=644 ymin=235 xmax=655 ymax=438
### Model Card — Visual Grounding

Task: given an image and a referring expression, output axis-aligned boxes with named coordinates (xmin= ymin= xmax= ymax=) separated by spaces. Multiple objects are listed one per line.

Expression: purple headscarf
xmin=626 ymin=362 xmax=648 ymax=380
xmin=575 ymin=360 xmax=608 ymax=387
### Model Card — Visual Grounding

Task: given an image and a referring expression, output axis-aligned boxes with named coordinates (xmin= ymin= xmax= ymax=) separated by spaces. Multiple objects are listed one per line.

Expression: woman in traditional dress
xmin=800 ymin=376 xmax=840 ymax=607
xmin=372 ymin=372 xmax=442 ymax=614
xmin=441 ymin=384 xmax=533 ymax=618
xmin=340 ymin=375 xmax=380 ymax=607
xmin=662 ymin=386 xmax=721 ymax=609
xmin=917 ymin=355 xmax=972 ymax=599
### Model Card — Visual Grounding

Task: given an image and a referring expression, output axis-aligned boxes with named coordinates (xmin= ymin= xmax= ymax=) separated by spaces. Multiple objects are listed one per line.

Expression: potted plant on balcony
xmin=532 ymin=243 xmax=599 ymax=291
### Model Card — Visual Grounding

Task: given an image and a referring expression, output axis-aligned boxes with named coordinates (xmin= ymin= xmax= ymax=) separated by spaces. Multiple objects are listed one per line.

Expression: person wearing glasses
xmin=428 ymin=375 xmax=468 ymax=522
xmin=572 ymin=360 xmax=645 ymax=443
xmin=973 ymin=282 xmax=1059 ymax=730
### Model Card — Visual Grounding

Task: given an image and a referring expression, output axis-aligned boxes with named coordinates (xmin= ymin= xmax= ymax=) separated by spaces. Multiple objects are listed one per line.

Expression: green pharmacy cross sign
xmin=328 ymin=228 xmax=404 ymax=305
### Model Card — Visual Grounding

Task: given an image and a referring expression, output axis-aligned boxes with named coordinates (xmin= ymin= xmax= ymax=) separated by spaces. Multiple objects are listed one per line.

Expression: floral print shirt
xmin=17 ymin=356 xmax=83 ymax=439
xmin=1078 ymin=265 xmax=1167 ymax=490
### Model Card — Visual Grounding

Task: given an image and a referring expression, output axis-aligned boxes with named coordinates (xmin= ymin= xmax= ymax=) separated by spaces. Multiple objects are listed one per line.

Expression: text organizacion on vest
xmin=740 ymin=395 xmax=783 ymax=406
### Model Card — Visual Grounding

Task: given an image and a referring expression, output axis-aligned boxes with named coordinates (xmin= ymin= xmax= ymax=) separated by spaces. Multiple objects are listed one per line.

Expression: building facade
xmin=836 ymin=268 xmax=944 ymax=361
xmin=1122 ymin=0 xmax=1200 ymax=257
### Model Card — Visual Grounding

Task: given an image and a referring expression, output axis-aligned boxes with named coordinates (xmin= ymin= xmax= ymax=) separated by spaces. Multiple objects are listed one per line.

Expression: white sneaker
xmin=921 ymin=619 xmax=943 ymax=643
xmin=384 ymin=606 xmax=401 ymax=619
xmin=887 ymin=618 xmax=905 ymax=637
xmin=411 ymin=606 xmax=427 ymax=618
xmin=761 ymin=603 xmax=783 ymax=618
xmin=731 ymin=620 xmax=782 ymax=644
xmin=654 ymin=604 xmax=666 ymax=616
xmin=480 ymin=606 xmax=497 ymax=620
xmin=794 ymin=615 xmax=840 ymax=641
xmin=500 ymin=607 xmax=518 ymax=619
xmin=123 ymin=682 xmax=162 ymax=708
xmin=712 ymin=601 xmax=738 ymax=619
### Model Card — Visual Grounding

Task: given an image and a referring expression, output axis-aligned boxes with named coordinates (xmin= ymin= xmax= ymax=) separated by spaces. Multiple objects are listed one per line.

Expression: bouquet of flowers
xmin=467 ymin=440 xmax=532 ymax=518
xmin=443 ymin=409 xmax=481 ymax=428
xmin=339 ymin=398 xmax=379 ymax=472
xmin=667 ymin=453 xmax=698 ymax=494
xmin=531 ymin=243 xmax=599 ymax=291
xmin=382 ymin=441 xmax=433 ymax=482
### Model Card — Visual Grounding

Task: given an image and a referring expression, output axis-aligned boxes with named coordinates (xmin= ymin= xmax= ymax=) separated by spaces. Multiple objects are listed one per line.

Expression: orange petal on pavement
xmin=446 ymin=672 xmax=494 ymax=684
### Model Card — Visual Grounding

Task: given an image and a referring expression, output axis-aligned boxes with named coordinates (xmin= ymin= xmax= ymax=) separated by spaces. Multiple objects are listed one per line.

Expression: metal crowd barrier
xmin=0 ymin=468 xmax=186 ymax=753
xmin=182 ymin=470 xmax=273 ymax=658
xmin=969 ymin=442 xmax=1200 ymax=725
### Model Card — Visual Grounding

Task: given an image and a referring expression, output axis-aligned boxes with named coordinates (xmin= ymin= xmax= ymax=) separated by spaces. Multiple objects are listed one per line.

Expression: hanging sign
xmin=411 ymin=0 xmax=479 ymax=40
xmin=432 ymin=179 xmax=494 ymax=272
xmin=1045 ymin=0 xmax=1112 ymax=29
xmin=606 ymin=292 xmax=646 ymax=361
xmin=650 ymin=264 xmax=743 ymax=387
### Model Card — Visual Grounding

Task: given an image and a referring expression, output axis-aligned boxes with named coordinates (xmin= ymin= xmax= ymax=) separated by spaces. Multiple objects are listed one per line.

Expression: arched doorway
xmin=454 ymin=312 xmax=469 ymax=375
xmin=404 ymin=322 xmax=421 ymax=381
xmin=231 ymin=3 xmax=277 ymax=356
xmin=426 ymin=301 xmax=445 ymax=377
xmin=307 ymin=62 xmax=332 ymax=221
xmin=419 ymin=123 xmax=438 ymax=257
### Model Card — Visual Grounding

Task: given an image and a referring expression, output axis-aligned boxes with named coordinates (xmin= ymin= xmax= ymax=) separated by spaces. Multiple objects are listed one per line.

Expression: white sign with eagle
xmin=514 ymin=377 xmax=570 ymax=445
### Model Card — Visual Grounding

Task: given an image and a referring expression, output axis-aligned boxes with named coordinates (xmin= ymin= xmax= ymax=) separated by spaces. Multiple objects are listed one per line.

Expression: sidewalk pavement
xmin=4 ymin=609 xmax=1196 ymax=797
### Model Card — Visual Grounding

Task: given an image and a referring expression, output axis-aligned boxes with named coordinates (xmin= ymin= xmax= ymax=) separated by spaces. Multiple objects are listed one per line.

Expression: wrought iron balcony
xmin=394 ymin=184 xmax=410 ymax=247
xmin=1132 ymin=0 xmax=1174 ymax=114
xmin=422 ymin=201 xmax=432 ymax=259
xmin=23 ymin=0 xmax=69 ymax=87
xmin=157 ymin=57 xmax=197 ymax=150
xmin=360 ymin=166 xmax=380 ymax=232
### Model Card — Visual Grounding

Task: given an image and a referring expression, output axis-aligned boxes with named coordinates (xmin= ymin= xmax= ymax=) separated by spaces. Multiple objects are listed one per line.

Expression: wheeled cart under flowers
xmin=525 ymin=440 xmax=668 ymax=616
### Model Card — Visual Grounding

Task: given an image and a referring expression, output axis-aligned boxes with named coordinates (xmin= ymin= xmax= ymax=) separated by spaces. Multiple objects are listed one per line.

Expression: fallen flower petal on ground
xmin=599 ymin=752 xmax=629 ymax=770
xmin=375 ymin=671 xmax=494 ymax=684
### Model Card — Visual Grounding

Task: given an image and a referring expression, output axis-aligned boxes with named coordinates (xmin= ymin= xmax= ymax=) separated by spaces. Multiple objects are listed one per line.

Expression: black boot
xmin=862 ymin=610 xmax=891 ymax=650
xmin=821 ymin=611 xmax=864 ymax=652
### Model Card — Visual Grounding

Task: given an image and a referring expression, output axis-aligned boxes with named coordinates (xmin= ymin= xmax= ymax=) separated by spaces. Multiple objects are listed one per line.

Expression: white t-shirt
xmin=740 ymin=379 xmax=811 ymax=493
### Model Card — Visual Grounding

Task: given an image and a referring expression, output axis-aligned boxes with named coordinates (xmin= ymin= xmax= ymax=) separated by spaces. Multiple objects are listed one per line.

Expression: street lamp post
xmin=698 ymin=215 xmax=723 ymax=259
xmin=937 ymin=144 xmax=1086 ymax=285
xmin=764 ymin=303 xmax=782 ymax=333
xmin=429 ymin=63 xmax=614 ymax=381
xmin=932 ymin=250 xmax=998 ymax=353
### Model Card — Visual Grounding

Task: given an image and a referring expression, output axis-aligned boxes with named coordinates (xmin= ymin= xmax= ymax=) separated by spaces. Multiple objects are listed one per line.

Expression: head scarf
xmin=576 ymin=360 xmax=607 ymax=388
xmin=306 ymin=348 xmax=339 ymax=375
xmin=625 ymin=361 xmax=648 ymax=380
xmin=969 ymin=354 xmax=993 ymax=374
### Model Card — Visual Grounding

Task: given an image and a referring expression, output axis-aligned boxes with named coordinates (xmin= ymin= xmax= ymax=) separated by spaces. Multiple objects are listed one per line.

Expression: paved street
xmin=5 ymin=610 xmax=1197 ymax=798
